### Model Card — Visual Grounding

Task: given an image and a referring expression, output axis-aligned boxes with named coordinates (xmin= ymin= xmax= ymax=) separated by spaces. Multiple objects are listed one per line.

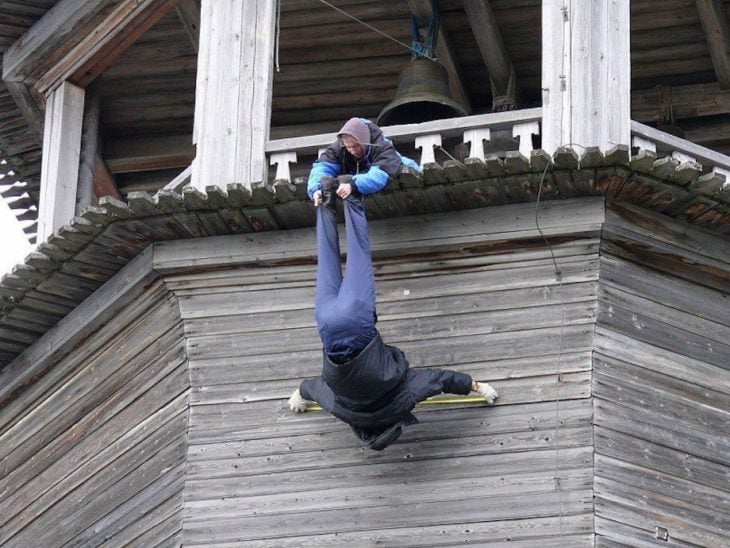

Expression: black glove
xmin=337 ymin=174 xmax=354 ymax=186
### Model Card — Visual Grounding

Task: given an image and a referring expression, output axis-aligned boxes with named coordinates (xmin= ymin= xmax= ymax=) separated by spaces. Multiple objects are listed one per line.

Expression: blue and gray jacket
xmin=307 ymin=119 xmax=421 ymax=199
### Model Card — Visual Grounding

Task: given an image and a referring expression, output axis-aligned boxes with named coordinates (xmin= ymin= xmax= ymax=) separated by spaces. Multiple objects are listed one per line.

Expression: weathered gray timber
xmin=0 ymin=264 xmax=189 ymax=546
xmin=0 ymin=192 xmax=728 ymax=546
xmin=594 ymin=204 xmax=730 ymax=547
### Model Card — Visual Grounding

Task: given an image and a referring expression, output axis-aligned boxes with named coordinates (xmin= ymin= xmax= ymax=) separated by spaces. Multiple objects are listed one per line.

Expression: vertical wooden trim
xmin=192 ymin=0 xmax=276 ymax=190
xmin=38 ymin=81 xmax=85 ymax=242
xmin=541 ymin=0 xmax=569 ymax=154
xmin=542 ymin=0 xmax=630 ymax=154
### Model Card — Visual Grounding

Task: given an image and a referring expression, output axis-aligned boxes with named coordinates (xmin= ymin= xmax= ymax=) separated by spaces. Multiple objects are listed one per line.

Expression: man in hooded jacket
xmin=307 ymin=117 xmax=420 ymax=202
xmin=289 ymin=132 xmax=498 ymax=449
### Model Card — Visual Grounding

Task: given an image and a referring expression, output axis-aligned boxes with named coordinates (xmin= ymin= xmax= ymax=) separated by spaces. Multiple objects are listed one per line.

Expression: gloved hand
xmin=288 ymin=388 xmax=309 ymax=413
xmin=472 ymin=381 xmax=498 ymax=404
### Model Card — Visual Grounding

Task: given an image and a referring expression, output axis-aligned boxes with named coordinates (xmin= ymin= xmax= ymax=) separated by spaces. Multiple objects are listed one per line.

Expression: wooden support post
xmin=38 ymin=81 xmax=85 ymax=242
xmin=694 ymin=0 xmax=730 ymax=89
xmin=542 ymin=0 xmax=630 ymax=154
xmin=192 ymin=0 xmax=277 ymax=191
xmin=464 ymin=0 xmax=517 ymax=111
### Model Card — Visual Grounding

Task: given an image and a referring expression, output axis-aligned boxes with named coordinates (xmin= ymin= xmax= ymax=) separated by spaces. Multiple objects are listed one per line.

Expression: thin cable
xmin=275 ymin=0 xmax=281 ymax=72
xmin=436 ymin=145 xmax=458 ymax=163
xmin=315 ymin=0 xmax=436 ymax=60
xmin=535 ymin=154 xmax=565 ymax=540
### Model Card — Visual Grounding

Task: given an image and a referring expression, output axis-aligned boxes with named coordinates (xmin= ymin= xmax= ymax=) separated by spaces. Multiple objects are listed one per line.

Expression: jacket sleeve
xmin=352 ymin=165 xmax=390 ymax=195
xmin=353 ymin=138 xmax=403 ymax=195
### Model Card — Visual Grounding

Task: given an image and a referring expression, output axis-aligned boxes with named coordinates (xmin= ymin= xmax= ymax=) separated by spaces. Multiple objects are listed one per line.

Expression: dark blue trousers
xmin=315 ymin=199 xmax=377 ymax=362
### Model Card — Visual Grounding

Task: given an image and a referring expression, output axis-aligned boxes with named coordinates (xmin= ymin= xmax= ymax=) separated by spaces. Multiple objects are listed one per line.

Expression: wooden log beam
xmin=93 ymin=155 xmax=121 ymax=200
xmin=463 ymin=0 xmax=516 ymax=110
xmin=631 ymin=82 xmax=730 ymax=122
xmin=3 ymin=0 xmax=181 ymax=96
xmin=37 ymin=0 xmax=182 ymax=93
xmin=175 ymin=0 xmax=201 ymax=53
xmin=3 ymin=82 xmax=45 ymax=146
xmin=104 ymin=135 xmax=195 ymax=174
xmin=694 ymin=0 xmax=730 ymax=88
xmin=407 ymin=0 xmax=472 ymax=114
xmin=2 ymin=0 xmax=117 ymax=84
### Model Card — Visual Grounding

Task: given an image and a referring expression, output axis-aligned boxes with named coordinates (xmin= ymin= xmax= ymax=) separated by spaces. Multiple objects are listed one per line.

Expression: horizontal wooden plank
xmin=595 ymin=454 xmax=729 ymax=517
xmin=594 ymin=479 xmax=728 ymax=546
xmin=599 ymin=254 xmax=730 ymax=327
xmin=182 ymin=281 xmax=598 ymax=336
xmin=184 ymin=439 xmax=592 ymax=501
xmin=594 ymin=426 xmax=729 ymax=493
xmin=167 ymin=240 xmax=597 ymax=296
xmin=176 ymin=257 xmax=597 ymax=318
xmin=599 ymin=285 xmax=729 ymax=345
xmin=184 ymin=468 xmax=592 ymax=527
xmin=186 ymin=301 xmax=596 ymax=360
xmin=188 ymin=403 xmax=591 ymax=479
xmin=152 ymin=198 xmax=605 ymax=273
xmin=188 ymin=398 xmax=593 ymax=461
xmin=595 ymin=517 xmax=691 ymax=548
xmin=594 ymin=328 xmax=730 ymax=394
xmin=593 ymin=398 xmax=729 ymax=466
xmin=594 ymin=354 xmax=729 ymax=417
xmin=226 ymin=515 xmax=593 ymax=547
xmin=604 ymin=201 xmax=730 ymax=268
xmin=597 ymin=300 xmax=730 ymax=370
xmin=190 ymin=349 xmax=591 ymax=391
xmin=182 ymin=489 xmax=593 ymax=544
xmin=191 ymin=352 xmax=592 ymax=406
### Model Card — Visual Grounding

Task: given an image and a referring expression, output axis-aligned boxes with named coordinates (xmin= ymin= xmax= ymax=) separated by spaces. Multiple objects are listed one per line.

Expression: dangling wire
xmin=315 ymin=0 xmax=436 ymax=61
xmin=275 ymin=0 xmax=282 ymax=72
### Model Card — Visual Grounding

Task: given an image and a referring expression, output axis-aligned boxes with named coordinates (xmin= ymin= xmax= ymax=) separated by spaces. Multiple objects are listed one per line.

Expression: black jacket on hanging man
xmin=299 ymin=333 xmax=473 ymax=450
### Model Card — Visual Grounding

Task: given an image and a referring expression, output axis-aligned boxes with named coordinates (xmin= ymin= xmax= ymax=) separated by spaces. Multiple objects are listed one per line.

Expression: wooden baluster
xmin=463 ymin=128 xmax=491 ymax=160
xmin=415 ymin=134 xmax=442 ymax=165
xmin=269 ymin=151 xmax=297 ymax=182
xmin=512 ymin=121 xmax=539 ymax=157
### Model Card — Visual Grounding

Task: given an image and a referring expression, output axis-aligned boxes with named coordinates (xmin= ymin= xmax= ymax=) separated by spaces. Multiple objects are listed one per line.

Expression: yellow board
xmin=304 ymin=394 xmax=488 ymax=412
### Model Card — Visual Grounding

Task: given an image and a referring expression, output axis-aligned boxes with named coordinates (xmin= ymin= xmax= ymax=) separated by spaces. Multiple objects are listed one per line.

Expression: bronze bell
xmin=378 ymin=57 xmax=467 ymax=126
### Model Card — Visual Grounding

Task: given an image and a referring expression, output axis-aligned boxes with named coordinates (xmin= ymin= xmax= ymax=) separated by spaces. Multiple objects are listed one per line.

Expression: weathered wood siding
xmin=0 ymin=250 xmax=189 ymax=547
xmin=594 ymin=203 xmax=730 ymax=546
xmin=162 ymin=199 xmax=603 ymax=545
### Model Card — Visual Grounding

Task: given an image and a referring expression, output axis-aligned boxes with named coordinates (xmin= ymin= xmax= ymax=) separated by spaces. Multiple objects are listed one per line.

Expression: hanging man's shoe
xmin=320 ymin=176 xmax=338 ymax=211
